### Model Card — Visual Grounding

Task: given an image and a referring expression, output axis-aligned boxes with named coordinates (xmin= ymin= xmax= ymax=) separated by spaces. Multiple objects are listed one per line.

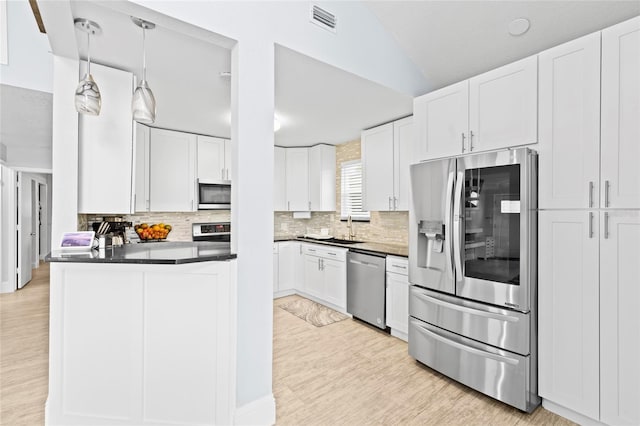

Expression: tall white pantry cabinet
xmin=538 ymin=16 xmax=640 ymax=426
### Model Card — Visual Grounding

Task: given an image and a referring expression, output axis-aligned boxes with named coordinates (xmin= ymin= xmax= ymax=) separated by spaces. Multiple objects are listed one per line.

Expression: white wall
xmin=0 ymin=0 xmax=53 ymax=93
xmin=0 ymin=164 xmax=17 ymax=293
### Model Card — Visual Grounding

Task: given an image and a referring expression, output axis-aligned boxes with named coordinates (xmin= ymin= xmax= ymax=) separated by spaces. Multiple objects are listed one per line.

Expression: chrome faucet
xmin=347 ymin=215 xmax=356 ymax=240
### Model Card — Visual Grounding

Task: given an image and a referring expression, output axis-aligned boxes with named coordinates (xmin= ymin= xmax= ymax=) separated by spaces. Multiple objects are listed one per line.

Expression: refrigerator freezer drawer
xmin=409 ymin=286 xmax=530 ymax=355
xmin=408 ymin=318 xmax=539 ymax=413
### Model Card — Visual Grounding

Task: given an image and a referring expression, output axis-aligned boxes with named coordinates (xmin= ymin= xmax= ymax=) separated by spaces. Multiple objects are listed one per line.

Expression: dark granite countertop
xmin=274 ymin=236 xmax=408 ymax=257
xmin=46 ymin=241 xmax=236 ymax=265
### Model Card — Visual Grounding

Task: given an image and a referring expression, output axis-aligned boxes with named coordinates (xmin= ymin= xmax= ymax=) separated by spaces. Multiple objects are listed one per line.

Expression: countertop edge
xmin=274 ymin=237 xmax=408 ymax=258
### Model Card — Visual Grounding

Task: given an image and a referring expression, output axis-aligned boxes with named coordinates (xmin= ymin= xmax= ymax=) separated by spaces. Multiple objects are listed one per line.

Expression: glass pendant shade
xmin=74 ymin=19 xmax=102 ymax=116
xmin=131 ymin=17 xmax=156 ymax=124
xmin=132 ymin=80 xmax=156 ymax=124
xmin=75 ymin=73 xmax=101 ymax=115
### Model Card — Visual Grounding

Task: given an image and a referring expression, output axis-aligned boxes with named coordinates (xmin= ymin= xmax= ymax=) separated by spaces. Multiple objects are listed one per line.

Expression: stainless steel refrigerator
xmin=408 ymin=147 xmax=540 ymax=412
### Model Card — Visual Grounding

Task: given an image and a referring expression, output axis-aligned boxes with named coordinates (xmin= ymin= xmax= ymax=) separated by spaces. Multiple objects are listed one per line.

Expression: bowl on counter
xmin=135 ymin=223 xmax=172 ymax=242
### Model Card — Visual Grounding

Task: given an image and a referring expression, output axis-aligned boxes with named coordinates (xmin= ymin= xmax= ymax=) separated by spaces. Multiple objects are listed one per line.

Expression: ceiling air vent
xmin=310 ymin=5 xmax=337 ymax=33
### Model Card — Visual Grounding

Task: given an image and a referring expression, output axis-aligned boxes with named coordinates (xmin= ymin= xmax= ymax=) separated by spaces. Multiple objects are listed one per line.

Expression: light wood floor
xmin=0 ymin=262 xmax=49 ymax=426
xmin=0 ymin=266 xmax=574 ymax=426
xmin=273 ymin=295 xmax=575 ymax=426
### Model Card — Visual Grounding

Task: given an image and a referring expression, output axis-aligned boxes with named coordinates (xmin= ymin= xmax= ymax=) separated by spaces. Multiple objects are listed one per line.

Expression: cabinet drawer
xmin=386 ymin=256 xmax=408 ymax=275
xmin=408 ymin=317 xmax=535 ymax=412
xmin=409 ymin=287 xmax=530 ymax=355
xmin=302 ymin=244 xmax=347 ymax=262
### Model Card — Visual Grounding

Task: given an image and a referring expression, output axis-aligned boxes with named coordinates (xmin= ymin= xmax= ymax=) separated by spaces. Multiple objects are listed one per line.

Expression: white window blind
xmin=341 ymin=160 xmax=370 ymax=221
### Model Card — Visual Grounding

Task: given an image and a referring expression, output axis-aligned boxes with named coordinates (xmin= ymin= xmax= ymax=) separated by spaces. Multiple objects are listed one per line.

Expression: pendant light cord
xmin=87 ymin=31 xmax=91 ymax=75
xmin=142 ymin=26 xmax=147 ymax=81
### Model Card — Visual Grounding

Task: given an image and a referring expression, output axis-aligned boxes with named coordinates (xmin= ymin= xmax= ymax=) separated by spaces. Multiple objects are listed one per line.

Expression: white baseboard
xmin=390 ymin=328 xmax=408 ymax=342
xmin=542 ymin=399 xmax=603 ymax=426
xmin=273 ymin=289 xmax=296 ymax=299
xmin=0 ymin=280 xmax=15 ymax=293
xmin=234 ymin=393 xmax=276 ymax=426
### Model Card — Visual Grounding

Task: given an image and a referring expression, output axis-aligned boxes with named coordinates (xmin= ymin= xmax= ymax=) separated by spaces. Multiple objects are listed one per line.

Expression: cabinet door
xmin=224 ymin=139 xmax=232 ymax=182
xmin=362 ymin=123 xmax=394 ymax=211
xmin=538 ymin=210 xmax=599 ymax=420
xmin=78 ymin=63 xmax=134 ymax=214
xmin=538 ymin=33 xmax=601 ymax=209
xmin=149 ymin=128 xmax=197 ymax=212
xmin=308 ymin=145 xmax=336 ymax=212
xmin=600 ymin=211 xmax=640 ymax=426
xmin=393 ymin=116 xmax=414 ymax=211
xmin=274 ymin=147 xmax=287 ymax=211
xmin=277 ymin=242 xmax=296 ymax=292
xmin=469 ymin=55 xmax=537 ymax=152
xmin=135 ymin=124 xmax=150 ymax=212
xmin=322 ymin=258 xmax=346 ymax=310
xmin=303 ymin=254 xmax=323 ymax=298
xmin=413 ymin=80 xmax=469 ymax=161
xmin=273 ymin=246 xmax=279 ymax=294
xmin=601 ymin=17 xmax=640 ymax=209
xmin=285 ymin=148 xmax=309 ymax=211
xmin=197 ymin=136 xmax=226 ymax=182
xmin=386 ymin=272 xmax=409 ymax=336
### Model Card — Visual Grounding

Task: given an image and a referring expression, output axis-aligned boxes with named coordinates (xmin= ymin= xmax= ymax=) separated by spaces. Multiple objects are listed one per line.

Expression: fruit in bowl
xmin=135 ymin=223 xmax=172 ymax=241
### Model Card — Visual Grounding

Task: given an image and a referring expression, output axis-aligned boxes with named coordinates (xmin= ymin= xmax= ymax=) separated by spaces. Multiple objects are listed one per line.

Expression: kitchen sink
xmin=326 ymin=238 xmax=363 ymax=245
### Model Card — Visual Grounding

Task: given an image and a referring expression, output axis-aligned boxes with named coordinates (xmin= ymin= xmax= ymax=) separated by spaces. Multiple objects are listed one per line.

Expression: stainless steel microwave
xmin=197 ymin=179 xmax=231 ymax=210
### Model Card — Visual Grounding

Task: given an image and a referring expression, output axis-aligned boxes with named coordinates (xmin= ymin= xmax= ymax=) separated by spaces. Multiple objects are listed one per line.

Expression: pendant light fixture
xmin=131 ymin=17 xmax=156 ymax=124
xmin=74 ymin=19 xmax=102 ymax=116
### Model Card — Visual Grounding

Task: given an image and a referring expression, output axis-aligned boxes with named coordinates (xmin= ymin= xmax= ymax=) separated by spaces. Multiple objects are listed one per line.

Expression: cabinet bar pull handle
xmin=308 ymin=201 xmax=311 ymax=210
xmin=321 ymin=259 xmax=324 ymax=270
xmin=461 ymin=133 xmax=466 ymax=152
xmin=588 ymin=182 xmax=594 ymax=208
xmin=589 ymin=212 xmax=593 ymax=238
xmin=469 ymin=130 xmax=475 ymax=151
xmin=394 ymin=197 xmax=398 ymax=210
xmin=221 ymin=169 xmax=225 ymax=180
xmin=604 ymin=212 xmax=609 ymax=239
xmin=388 ymin=196 xmax=392 ymax=210
xmin=287 ymin=201 xmax=290 ymax=211
xmin=392 ymin=264 xmax=407 ymax=269
xmin=605 ymin=180 xmax=610 ymax=207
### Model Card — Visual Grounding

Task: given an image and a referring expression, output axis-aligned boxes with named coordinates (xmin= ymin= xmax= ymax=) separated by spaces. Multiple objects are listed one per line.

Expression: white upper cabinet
xmin=414 ymin=56 xmax=537 ymax=161
xmin=308 ymin=145 xmax=336 ymax=212
xmin=362 ymin=118 xmax=413 ymax=211
xmin=285 ymin=148 xmax=310 ymax=211
xmin=362 ymin=122 xmax=394 ymax=211
xmin=393 ymin=116 xmax=414 ymax=211
xmin=78 ymin=63 xmax=134 ymax=214
xmin=600 ymin=210 xmax=640 ymax=426
xmin=135 ymin=124 xmax=150 ymax=212
xmin=601 ymin=16 xmax=640 ymax=209
xmin=274 ymin=146 xmax=287 ymax=211
xmin=538 ymin=33 xmax=601 ymax=210
xmin=414 ymin=80 xmax=469 ymax=160
xmin=469 ymin=55 xmax=538 ymax=152
xmin=197 ymin=136 xmax=228 ymax=182
xmin=148 ymin=128 xmax=197 ymax=212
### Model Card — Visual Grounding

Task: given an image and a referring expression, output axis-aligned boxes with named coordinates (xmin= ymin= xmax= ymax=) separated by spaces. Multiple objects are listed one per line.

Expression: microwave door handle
xmin=444 ymin=167 xmax=455 ymax=280
xmin=453 ymin=170 xmax=464 ymax=281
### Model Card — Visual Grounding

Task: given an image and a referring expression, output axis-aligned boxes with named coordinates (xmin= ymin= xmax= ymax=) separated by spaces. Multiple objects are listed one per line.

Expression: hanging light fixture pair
xmin=74 ymin=16 xmax=157 ymax=124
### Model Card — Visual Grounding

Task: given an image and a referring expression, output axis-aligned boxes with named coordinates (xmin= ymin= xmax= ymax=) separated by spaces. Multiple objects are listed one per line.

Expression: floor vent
xmin=310 ymin=5 xmax=337 ymax=33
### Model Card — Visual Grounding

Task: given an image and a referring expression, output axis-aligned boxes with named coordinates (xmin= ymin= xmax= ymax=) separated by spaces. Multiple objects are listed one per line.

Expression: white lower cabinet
xmin=273 ymin=243 xmax=279 ymax=294
xmin=539 ymin=210 xmax=640 ymax=425
xmin=385 ymin=256 xmax=409 ymax=341
xmin=301 ymin=244 xmax=347 ymax=311
xmin=600 ymin=211 xmax=640 ymax=426
xmin=274 ymin=242 xmax=303 ymax=298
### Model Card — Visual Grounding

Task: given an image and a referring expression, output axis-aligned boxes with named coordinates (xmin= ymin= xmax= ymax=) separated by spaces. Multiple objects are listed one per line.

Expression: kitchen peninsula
xmin=46 ymin=242 xmax=237 ymax=426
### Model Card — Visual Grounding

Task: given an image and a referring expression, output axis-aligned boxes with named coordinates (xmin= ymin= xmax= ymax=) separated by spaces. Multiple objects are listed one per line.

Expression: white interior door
xmin=17 ymin=173 xmax=33 ymax=288
xmin=31 ymin=179 xmax=39 ymax=268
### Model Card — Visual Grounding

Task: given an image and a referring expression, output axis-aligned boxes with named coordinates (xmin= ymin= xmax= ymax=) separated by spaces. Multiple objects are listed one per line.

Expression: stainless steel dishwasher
xmin=347 ymin=249 xmax=387 ymax=329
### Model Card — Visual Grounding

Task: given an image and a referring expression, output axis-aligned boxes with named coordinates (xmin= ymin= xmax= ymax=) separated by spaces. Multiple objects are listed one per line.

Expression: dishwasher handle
xmin=348 ymin=258 xmax=380 ymax=268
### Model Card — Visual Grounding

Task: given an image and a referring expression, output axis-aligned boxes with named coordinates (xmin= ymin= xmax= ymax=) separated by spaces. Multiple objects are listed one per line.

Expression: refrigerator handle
xmin=453 ymin=171 xmax=464 ymax=281
xmin=444 ymin=169 xmax=455 ymax=279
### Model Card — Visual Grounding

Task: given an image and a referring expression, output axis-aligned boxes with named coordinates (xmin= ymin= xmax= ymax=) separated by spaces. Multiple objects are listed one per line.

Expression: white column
xmin=230 ymin=36 xmax=276 ymax=419
xmin=50 ymin=55 xmax=79 ymax=247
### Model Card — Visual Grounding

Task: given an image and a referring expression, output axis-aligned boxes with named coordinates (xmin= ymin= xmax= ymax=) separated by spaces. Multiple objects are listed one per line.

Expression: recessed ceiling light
xmin=508 ymin=18 xmax=530 ymax=36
